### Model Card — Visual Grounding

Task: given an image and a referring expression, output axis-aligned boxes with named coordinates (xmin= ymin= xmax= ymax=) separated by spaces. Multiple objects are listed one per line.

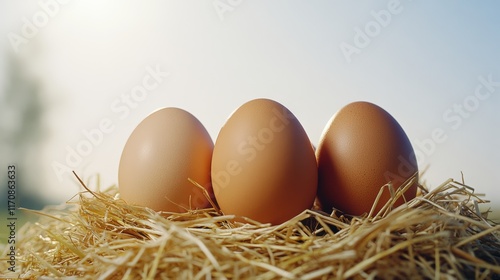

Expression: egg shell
xmin=119 ymin=107 xmax=214 ymax=212
xmin=316 ymin=101 xmax=418 ymax=216
xmin=212 ymin=98 xmax=317 ymax=225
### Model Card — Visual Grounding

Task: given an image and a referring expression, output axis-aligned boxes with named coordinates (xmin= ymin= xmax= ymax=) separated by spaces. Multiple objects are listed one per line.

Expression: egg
xmin=316 ymin=101 xmax=418 ymax=216
xmin=118 ymin=107 xmax=214 ymax=212
xmin=212 ymin=98 xmax=317 ymax=225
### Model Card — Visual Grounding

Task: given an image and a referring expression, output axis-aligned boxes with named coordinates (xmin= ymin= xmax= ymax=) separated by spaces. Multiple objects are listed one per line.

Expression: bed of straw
xmin=1 ymin=172 xmax=499 ymax=279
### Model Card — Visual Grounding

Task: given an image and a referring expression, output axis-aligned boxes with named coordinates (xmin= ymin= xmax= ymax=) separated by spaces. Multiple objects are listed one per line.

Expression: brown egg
xmin=212 ymin=99 xmax=317 ymax=225
xmin=119 ymin=108 xmax=214 ymax=212
xmin=316 ymin=101 xmax=418 ymax=216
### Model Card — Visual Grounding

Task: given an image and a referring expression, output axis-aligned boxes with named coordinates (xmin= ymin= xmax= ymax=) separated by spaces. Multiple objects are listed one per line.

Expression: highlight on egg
xmin=316 ymin=101 xmax=418 ymax=216
xmin=211 ymin=98 xmax=318 ymax=225
xmin=118 ymin=107 xmax=214 ymax=213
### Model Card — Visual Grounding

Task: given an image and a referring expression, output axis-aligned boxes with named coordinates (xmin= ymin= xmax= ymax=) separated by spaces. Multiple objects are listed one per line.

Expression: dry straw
xmin=1 ymin=172 xmax=499 ymax=279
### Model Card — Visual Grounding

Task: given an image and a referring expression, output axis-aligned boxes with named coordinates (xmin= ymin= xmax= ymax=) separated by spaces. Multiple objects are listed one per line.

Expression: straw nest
xmin=1 ymin=173 xmax=499 ymax=280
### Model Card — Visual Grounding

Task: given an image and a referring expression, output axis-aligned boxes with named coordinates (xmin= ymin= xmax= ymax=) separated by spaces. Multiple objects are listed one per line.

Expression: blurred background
xmin=0 ymin=1 xmax=499 ymax=223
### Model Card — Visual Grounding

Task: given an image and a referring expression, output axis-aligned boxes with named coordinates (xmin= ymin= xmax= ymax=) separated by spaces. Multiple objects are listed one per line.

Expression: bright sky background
xmin=1 ymin=1 xmax=499 ymax=219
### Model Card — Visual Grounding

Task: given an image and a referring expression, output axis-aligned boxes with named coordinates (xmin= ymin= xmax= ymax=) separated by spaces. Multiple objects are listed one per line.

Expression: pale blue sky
xmin=1 ymin=1 xmax=499 ymax=218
